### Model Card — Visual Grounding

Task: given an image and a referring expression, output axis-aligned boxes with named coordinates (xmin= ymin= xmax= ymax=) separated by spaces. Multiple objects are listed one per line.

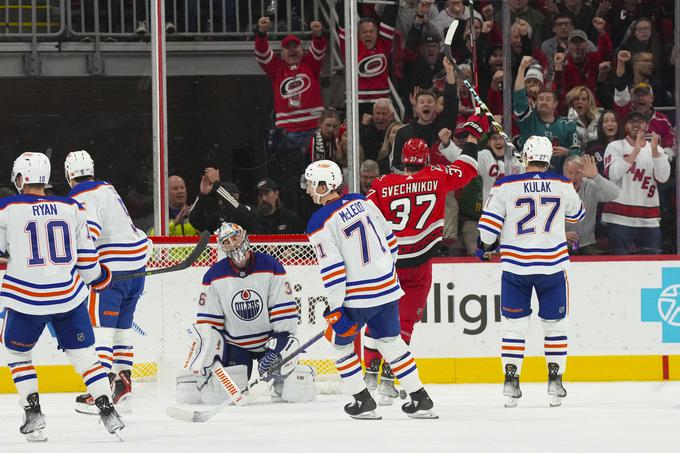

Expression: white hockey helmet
xmin=11 ymin=152 xmax=51 ymax=192
xmin=301 ymin=160 xmax=343 ymax=203
xmin=64 ymin=150 xmax=95 ymax=187
xmin=217 ymin=222 xmax=250 ymax=266
xmin=522 ymin=135 xmax=553 ymax=167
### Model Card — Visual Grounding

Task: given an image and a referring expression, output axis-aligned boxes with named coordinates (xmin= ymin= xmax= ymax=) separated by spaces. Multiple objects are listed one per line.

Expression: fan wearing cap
xmin=255 ymin=178 xmax=304 ymax=235
xmin=601 ymin=110 xmax=670 ymax=255
xmin=554 ymin=17 xmax=612 ymax=100
xmin=540 ymin=14 xmax=595 ymax=71
xmin=188 ymin=166 xmax=259 ymax=234
xmin=254 ymin=16 xmax=326 ymax=135
xmin=401 ymin=30 xmax=444 ymax=117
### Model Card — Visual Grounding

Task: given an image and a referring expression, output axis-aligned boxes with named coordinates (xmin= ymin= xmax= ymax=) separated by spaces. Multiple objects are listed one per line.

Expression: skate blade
xmin=407 ymin=410 xmax=438 ymax=419
xmin=350 ymin=411 xmax=382 ymax=420
xmin=24 ymin=428 xmax=47 ymax=442
xmin=549 ymin=395 xmax=564 ymax=407
xmin=75 ymin=403 xmax=100 ymax=415
xmin=504 ymin=396 xmax=519 ymax=408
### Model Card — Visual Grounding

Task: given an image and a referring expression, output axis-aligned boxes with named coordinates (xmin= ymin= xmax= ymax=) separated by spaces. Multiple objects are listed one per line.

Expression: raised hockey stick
xmin=110 ymin=231 xmax=211 ymax=282
xmin=443 ymin=19 xmax=520 ymax=159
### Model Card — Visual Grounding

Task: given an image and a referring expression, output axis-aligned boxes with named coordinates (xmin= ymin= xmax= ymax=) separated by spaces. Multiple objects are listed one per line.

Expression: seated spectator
xmin=553 ymin=18 xmax=612 ymax=102
xmin=359 ymin=160 xmax=381 ymax=195
xmin=151 ymin=175 xmax=197 ymax=236
xmin=584 ymin=109 xmax=623 ymax=175
xmin=562 ymin=155 xmax=620 ymax=255
xmin=494 ymin=0 xmax=545 ymax=48
xmin=360 ymin=98 xmax=396 ymax=165
xmin=309 ymin=108 xmax=341 ymax=163
xmin=391 ymin=57 xmax=459 ymax=171
xmin=566 ymin=86 xmax=602 ymax=145
xmin=541 ymin=13 xmax=595 ymax=73
xmin=514 ymin=56 xmax=580 ymax=173
xmin=379 ymin=121 xmax=404 ymax=174
xmin=602 ymin=111 xmax=670 ymax=254
xmin=188 ymin=167 xmax=259 ymax=234
xmin=255 ymin=178 xmax=304 ymax=234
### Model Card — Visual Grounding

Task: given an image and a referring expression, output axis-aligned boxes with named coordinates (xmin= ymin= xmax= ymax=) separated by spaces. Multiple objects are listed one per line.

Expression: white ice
xmin=0 ymin=382 xmax=677 ymax=453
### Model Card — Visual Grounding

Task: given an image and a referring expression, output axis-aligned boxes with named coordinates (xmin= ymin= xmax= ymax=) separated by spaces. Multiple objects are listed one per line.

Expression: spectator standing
xmin=379 ymin=122 xmax=404 ymax=175
xmin=155 ymin=175 xmax=197 ymax=236
xmin=359 ymin=160 xmax=381 ymax=195
xmin=309 ymin=108 xmax=341 ymax=164
xmin=546 ymin=0 xmax=598 ymax=42
xmin=566 ymin=86 xmax=602 ymax=145
xmin=602 ymin=112 xmax=670 ymax=254
xmin=562 ymin=155 xmax=620 ymax=254
xmin=387 ymin=0 xmax=439 ymax=46
xmin=583 ymin=109 xmax=624 ymax=176
xmin=255 ymin=178 xmax=304 ymax=234
xmin=402 ymin=30 xmax=444 ymax=110
xmin=360 ymin=99 xmax=396 ymax=164
xmin=433 ymin=0 xmax=482 ymax=40
xmin=604 ymin=0 xmax=644 ymax=48
xmin=494 ymin=0 xmax=545 ymax=48
xmin=540 ymin=14 xmax=595 ymax=72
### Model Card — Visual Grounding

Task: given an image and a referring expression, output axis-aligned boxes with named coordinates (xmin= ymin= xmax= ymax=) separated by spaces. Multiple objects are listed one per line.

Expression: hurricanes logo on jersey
xmin=358 ymin=54 xmax=387 ymax=77
xmin=231 ymin=289 xmax=263 ymax=321
xmin=280 ymin=74 xmax=311 ymax=99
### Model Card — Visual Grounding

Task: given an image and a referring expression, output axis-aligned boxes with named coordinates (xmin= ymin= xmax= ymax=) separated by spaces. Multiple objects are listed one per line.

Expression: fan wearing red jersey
xmin=365 ymin=128 xmax=480 ymax=403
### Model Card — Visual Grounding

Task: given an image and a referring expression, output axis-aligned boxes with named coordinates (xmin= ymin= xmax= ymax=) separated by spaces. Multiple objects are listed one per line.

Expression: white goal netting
xmin=130 ymin=235 xmax=351 ymax=388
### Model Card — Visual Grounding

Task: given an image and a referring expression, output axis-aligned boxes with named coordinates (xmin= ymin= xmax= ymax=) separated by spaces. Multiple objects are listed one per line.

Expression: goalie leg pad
xmin=276 ymin=336 xmax=300 ymax=378
xmin=187 ymin=324 xmax=224 ymax=376
xmin=375 ymin=336 xmax=423 ymax=394
xmin=175 ymin=372 xmax=201 ymax=404
xmin=501 ymin=315 xmax=530 ymax=375
xmin=541 ymin=317 xmax=568 ymax=373
xmin=272 ymin=364 xmax=317 ymax=403
xmin=200 ymin=365 xmax=249 ymax=405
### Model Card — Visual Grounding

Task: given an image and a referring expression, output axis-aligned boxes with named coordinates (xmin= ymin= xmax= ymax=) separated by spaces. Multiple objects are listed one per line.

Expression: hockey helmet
xmin=64 ymin=150 xmax=95 ymax=187
xmin=522 ymin=136 xmax=553 ymax=166
xmin=301 ymin=160 xmax=343 ymax=203
xmin=217 ymin=222 xmax=250 ymax=266
xmin=401 ymin=138 xmax=430 ymax=166
xmin=11 ymin=152 xmax=51 ymax=192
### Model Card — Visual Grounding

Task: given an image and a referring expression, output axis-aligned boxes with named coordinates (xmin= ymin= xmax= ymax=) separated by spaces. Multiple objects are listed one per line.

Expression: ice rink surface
xmin=0 ymin=381 xmax=677 ymax=453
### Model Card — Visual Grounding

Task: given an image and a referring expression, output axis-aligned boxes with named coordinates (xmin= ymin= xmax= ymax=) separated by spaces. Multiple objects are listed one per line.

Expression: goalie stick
xmin=443 ymin=19 xmax=520 ymax=159
xmin=167 ymin=329 xmax=326 ymax=423
xmin=110 ymin=231 xmax=211 ymax=282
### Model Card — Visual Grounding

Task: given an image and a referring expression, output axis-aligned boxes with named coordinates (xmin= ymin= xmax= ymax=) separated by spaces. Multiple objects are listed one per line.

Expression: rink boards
xmin=2 ymin=257 xmax=680 ymax=392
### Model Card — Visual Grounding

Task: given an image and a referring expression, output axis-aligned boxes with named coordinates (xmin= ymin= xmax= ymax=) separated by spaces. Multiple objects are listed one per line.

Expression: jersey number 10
xmin=25 ymin=220 xmax=73 ymax=266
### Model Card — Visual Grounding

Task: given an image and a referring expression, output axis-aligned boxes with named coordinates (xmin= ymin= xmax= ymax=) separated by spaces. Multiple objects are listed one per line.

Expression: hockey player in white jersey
xmin=178 ymin=222 xmax=315 ymax=405
xmin=302 ymin=160 xmax=436 ymax=420
xmin=64 ymin=150 xmax=151 ymax=414
xmin=0 ymin=152 xmax=123 ymax=441
xmin=477 ymin=136 xmax=585 ymax=408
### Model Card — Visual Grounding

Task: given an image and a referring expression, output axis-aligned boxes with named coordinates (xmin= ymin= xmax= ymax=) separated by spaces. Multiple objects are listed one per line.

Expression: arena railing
xmin=0 ymin=0 xmax=64 ymax=38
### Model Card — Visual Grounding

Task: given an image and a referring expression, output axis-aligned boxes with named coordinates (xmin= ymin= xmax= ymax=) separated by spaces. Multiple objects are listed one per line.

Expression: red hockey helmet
xmin=401 ymin=138 xmax=430 ymax=166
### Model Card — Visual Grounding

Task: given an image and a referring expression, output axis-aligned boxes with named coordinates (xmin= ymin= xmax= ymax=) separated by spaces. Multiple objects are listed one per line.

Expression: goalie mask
xmin=522 ymin=135 xmax=553 ymax=167
xmin=301 ymin=160 xmax=343 ymax=204
xmin=64 ymin=150 xmax=95 ymax=187
xmin=217 ymin=222 xmax=250 ymax=267
xmin=11 ymin=152 xmax=51 ymax=192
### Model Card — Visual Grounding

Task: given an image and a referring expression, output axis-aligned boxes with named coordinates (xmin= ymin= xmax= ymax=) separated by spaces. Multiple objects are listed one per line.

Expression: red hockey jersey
xmin=255 ymin=34 xmax=327 ymax=132
xmin=368 ymin=155 xmax=478 ymax=267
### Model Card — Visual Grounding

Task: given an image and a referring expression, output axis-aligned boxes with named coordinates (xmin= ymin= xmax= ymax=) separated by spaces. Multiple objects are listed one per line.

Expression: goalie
xmin=176 ymin=222 xmax=315 ymax=405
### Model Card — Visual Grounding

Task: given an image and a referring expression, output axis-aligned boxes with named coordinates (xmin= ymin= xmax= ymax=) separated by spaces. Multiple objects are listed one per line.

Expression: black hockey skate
xmin=344 ymin=388 xmax=381 ymax=420
xmin=401 ymin=388 xmax=438 ymax=419
xmin=547 ymin=363 xmax=567 ymax=407
xmin=20 ymin=393 xmax=47 ymax=442
xmin=95 ymin=395 xmax=125 ymax=435
xmin=503 ymin=364 xmax=522 ymax=408
xmin=111 ymin=370 xmax=132 ymax=413
xmin=76 ymin=372 xmax=116 ymax=415
xmin=364 ymin=359 xmax=380 ymax=392
xmin=377 ymin=363 xmax=399 ymax=406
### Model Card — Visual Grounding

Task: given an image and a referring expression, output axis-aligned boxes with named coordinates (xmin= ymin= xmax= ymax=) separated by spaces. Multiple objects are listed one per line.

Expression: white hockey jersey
xmin=0 ymin=194 xmax=106 ymax=315
xmin=68 ymin=180 xmax=150 ymax=272
xmin=196 ymin=252 xmax=298 ymax=352
xmin=602 ymin=138 xmax=671 ymax=228
xmin=478 ymin=172 xmax=585 ymax=275
xmin=306 ymin=193 xmax=403 ymax=310
xmin=477 ymin=149 xmax=524 ymax=200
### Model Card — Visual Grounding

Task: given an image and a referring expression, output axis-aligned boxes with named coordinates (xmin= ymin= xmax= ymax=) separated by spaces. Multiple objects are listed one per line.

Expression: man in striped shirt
xmin=477 ymin=136 xmax=584 ymax=408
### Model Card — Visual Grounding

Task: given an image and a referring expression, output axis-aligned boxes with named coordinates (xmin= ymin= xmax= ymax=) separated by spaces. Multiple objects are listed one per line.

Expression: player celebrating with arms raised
xmin=477 ymin=136 xmax=585 ymax=408
xmin=1 ymin=152 xmax=123 ymax=441
xmin=303 ymin=160 xmax=436 ymax=419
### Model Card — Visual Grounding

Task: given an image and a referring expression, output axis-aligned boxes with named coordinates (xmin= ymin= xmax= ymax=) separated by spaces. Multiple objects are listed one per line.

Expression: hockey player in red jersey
xmin=254 ymin=16 xmax=326 ymax=134
xmin=365 ymin=126 xmax=480 ymax=403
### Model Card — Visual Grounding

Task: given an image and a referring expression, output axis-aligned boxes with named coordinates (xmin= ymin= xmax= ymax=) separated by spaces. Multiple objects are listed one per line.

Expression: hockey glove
xmin=323 ymin=307 xmax=358 ymax=338
xmin=462 ymin=112 xmax=490 ymax=140
xmin=90 ymin=263 xmax=112 ymax=292
xmin=475 ymin=237 xmax=499 ymax=262
xmin=258 ymin=350 xmax=282 ymax=377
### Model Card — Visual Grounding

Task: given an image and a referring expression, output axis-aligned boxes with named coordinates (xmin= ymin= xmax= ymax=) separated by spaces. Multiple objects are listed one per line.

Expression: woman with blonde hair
xmin=566 ymin=85 xmax=601 ymax=145
xmin=378 ymin=121 xmax=403 ymax=174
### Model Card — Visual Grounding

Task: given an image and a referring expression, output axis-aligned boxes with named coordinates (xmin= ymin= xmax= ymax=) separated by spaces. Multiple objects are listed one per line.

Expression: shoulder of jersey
xmin=0 ymin=194 xmax=81 ymax=210
xmin=203 ymin=252 xmax=284 ymax=284
xmin=306 ymin=193 xmax=366 ymax=235
xmin=493 ymin=172 xmax=570 ymax=187
xmin=68 ymin=180 xmax=110 ymax=197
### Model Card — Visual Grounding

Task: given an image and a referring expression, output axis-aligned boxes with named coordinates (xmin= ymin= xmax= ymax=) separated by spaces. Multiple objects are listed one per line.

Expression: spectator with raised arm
xmin=494 ymin=0 xmax=545 ymax=48
xmin=541 ymin=13 xmax=595 ymax=72
xmin=433 ymin=0 xmax=482 ymax=41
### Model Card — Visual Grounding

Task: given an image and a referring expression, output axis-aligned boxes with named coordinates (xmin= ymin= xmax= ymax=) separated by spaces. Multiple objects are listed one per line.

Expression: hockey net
xmin=131 ymin=235 xmax=347 ymax=391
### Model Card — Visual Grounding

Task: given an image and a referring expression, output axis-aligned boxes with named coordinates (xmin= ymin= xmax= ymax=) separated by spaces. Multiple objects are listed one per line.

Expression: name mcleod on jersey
xmin=338 ymin=201 xmax=365 ymax=223
xmin=231 ymin=289 xmax=264 ymax=321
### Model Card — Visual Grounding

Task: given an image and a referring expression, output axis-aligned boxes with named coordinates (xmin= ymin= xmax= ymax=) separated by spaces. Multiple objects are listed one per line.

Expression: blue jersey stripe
xmin=270 ymin=314 xmax=299 ymax=322
xmin=197 ymin=312 xmax=223 ymax=320
xmin=345 ymin=267 xmax=394 ymax=287
xmin=501 ymin=256 xmax=570 ymax=267
xmin=480 ymin=210 xmax=504 ymax=222
xmin=324 ymin=277 xmax=346 ymax=288
xmin=320 ymin=261 xmax=345 ymax=274
xmin=3 ymin=274 xmax=79 ymax=290
xmin=478 ymin=224 xmax=500 ymax=235
xmin=96 ymin=238 xmax=148 ymax=250
xmin=1 ymin=282 xmax=86 ymax=305
xmin=269 ymin=301 xmax=297 ymax=311
xmin=500 ymin=242 xmax=568 ymax=253
xmin=344 ymin=284 xmax=401 ymax=301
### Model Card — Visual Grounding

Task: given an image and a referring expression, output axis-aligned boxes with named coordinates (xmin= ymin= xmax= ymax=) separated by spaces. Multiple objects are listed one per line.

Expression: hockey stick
xmin=443 ymin=19 xmax=520 ymax=159
xmin=110 ymin=231 xmax=211 ymax=282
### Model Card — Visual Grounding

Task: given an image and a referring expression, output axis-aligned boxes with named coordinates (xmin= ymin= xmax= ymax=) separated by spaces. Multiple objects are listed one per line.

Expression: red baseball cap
xmin=281 ymin=35 xmax=302 ymax=48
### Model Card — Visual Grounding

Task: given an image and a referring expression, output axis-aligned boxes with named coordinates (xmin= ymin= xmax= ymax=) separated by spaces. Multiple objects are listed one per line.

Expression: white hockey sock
xmin=6 ymin=350 xmax=37 ymax=406
xmin=93 ymin=327 xmax=115 ymax=372
xmin=112 ymin=328 xmax=134 ymax=375
xmin=66 ymin=347 xmax=111 ymax=400
xmin=333 ymin=344 xmax=365 ymax=396
xmin=376 ymin=336 xmax=423 ymax=394
xmin=542 ymin=318 xmax=568 ymax=374
xmin=501 ymin=316 xmax=530 ymax=375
